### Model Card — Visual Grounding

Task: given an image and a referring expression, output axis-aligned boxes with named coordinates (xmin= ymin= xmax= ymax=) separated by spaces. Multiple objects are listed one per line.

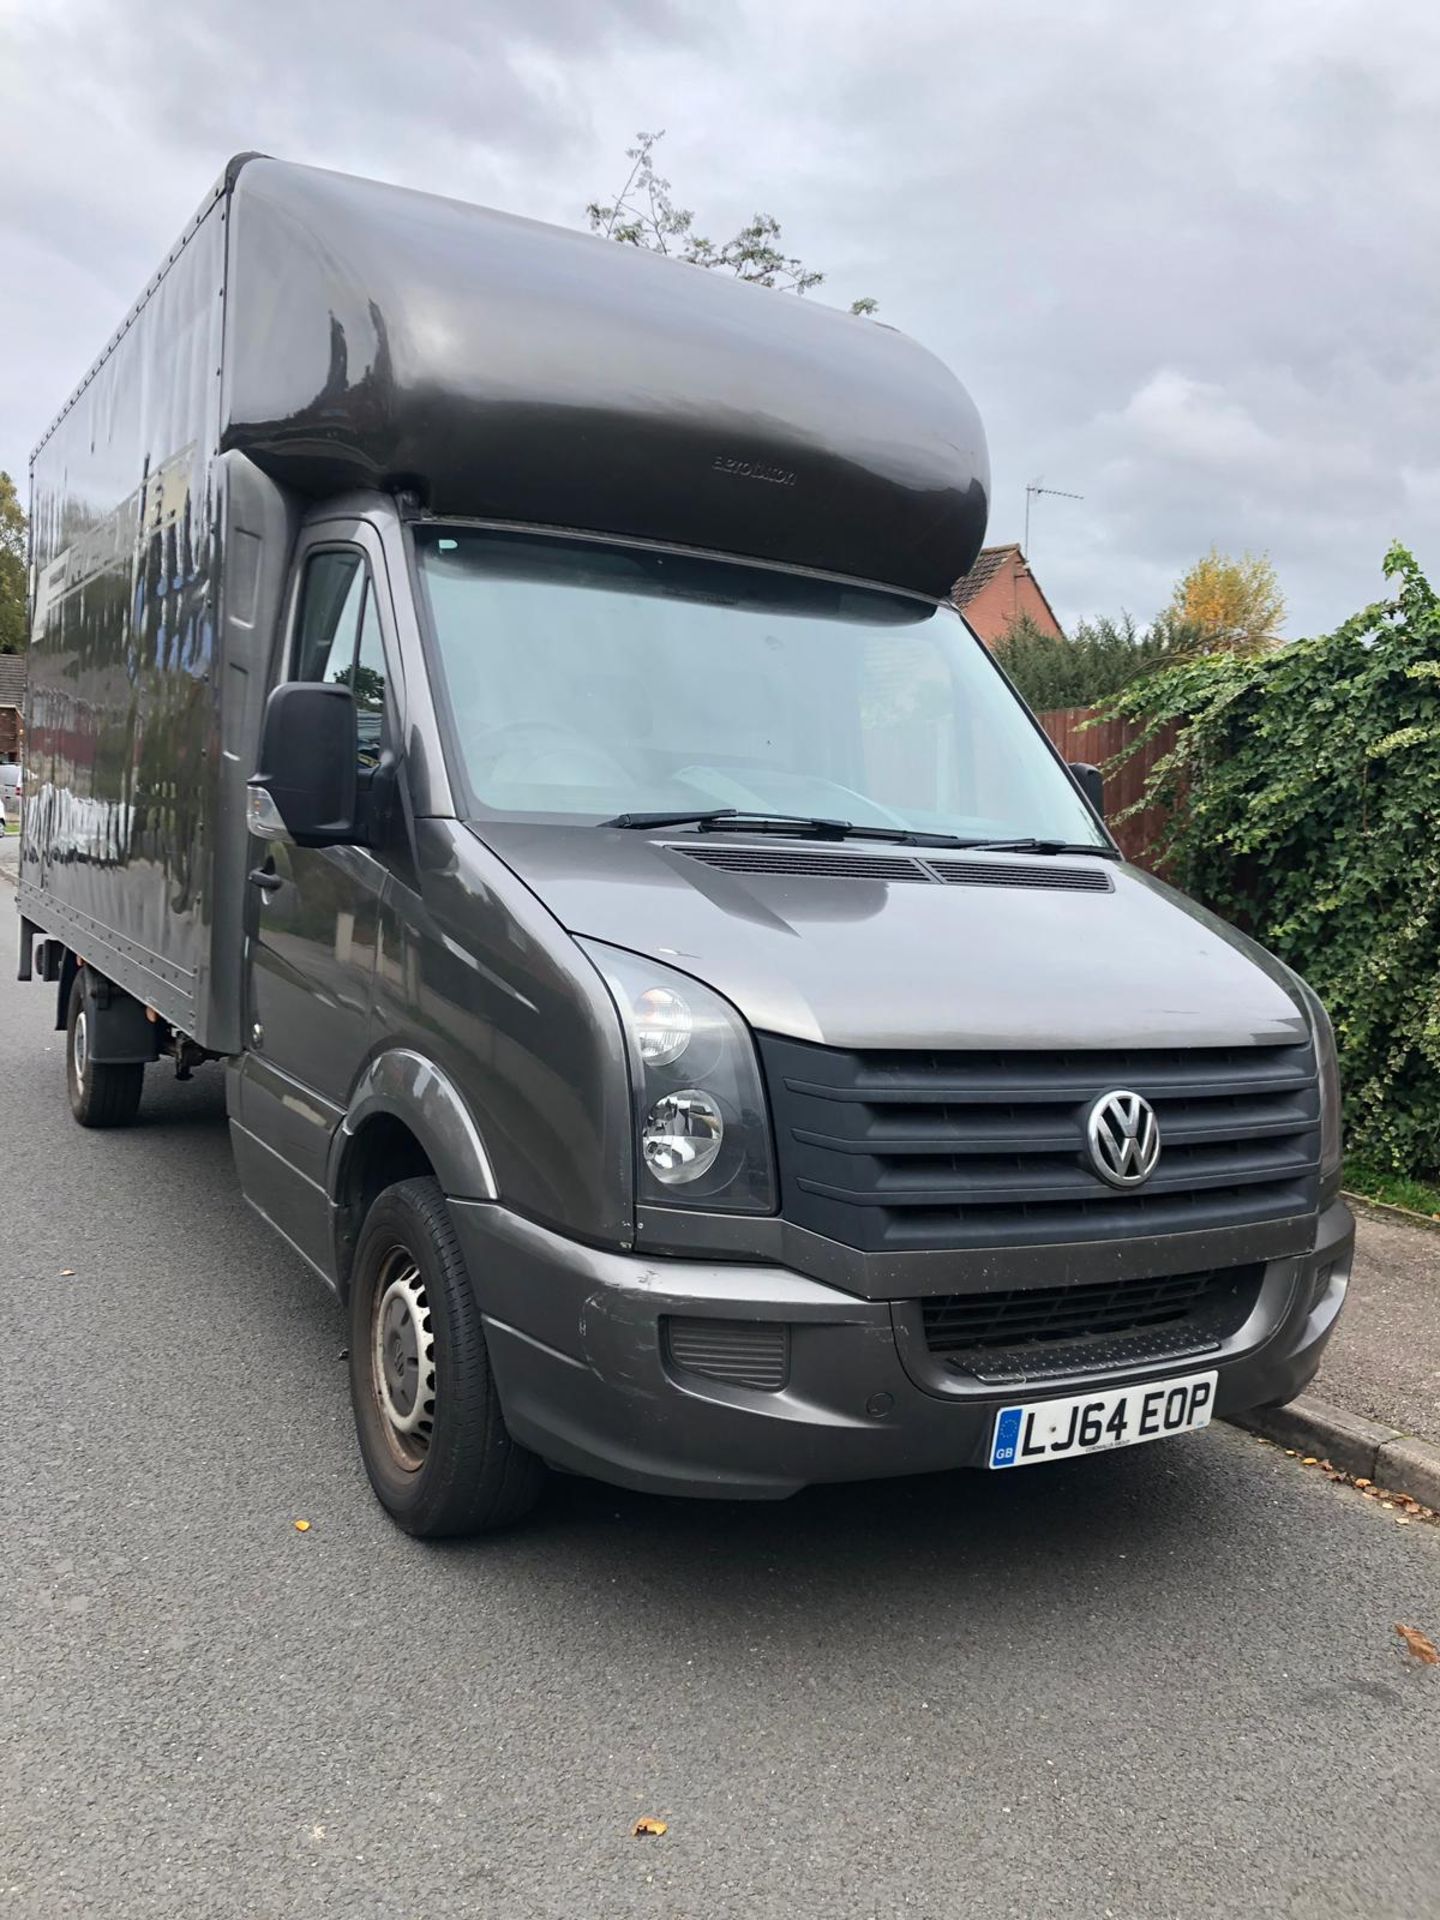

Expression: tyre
xmin=66 ymin=972 xmax=145 ymax=1128
xmin=348 ymin=1176 xmax=545 ymax=1537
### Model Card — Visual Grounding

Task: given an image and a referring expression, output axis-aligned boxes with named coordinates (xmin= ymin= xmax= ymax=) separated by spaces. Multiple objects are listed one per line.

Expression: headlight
xmin=582 ymin=941 xmax=776 ymax=1213
xmin=634 ymin=987 xmax=692 ymax=1067
xmin=1293 ymin=974 xmax=1343 ymax=1186
xmin=642 ymin=1089 xmax=725 ymax=1184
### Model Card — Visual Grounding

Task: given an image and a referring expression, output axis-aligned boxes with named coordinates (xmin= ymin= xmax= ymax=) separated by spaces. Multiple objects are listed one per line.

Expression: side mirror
xmin=248 ymin=682 xmax=359 ymax=846
xmin=1069 ymin=761 xmax=1104 ymax=817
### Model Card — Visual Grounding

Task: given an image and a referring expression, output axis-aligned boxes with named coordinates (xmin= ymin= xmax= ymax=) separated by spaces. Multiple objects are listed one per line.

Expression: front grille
xmin=760 ymin=1037 xmax=1321 ymax=1252
xmin=921 ymin=1263 xmax=1264 ymax=1383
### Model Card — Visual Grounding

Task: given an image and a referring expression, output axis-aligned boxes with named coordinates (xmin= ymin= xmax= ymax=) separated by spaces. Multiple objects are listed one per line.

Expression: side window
xmin=295 ymin=551 xmax=366 ymax=688
xmin=294 ymin=548 xmax=388 ymax=769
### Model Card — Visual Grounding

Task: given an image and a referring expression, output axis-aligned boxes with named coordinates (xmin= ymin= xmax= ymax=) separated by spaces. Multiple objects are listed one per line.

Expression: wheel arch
xmin=327 ymin=1049 xmax=497 ymax=1295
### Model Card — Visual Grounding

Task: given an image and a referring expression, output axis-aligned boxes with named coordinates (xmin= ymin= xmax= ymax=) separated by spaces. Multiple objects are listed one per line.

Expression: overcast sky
xmin=2 ymin=0 xmax=1436 ymax=634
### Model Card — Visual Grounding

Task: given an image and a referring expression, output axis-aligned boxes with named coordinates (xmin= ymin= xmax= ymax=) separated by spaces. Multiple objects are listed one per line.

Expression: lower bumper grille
xmin=921 ymin=1263 xmax=1264 ymax=1384
xmin=664 ymin=1317 xmax=790 ymax=1391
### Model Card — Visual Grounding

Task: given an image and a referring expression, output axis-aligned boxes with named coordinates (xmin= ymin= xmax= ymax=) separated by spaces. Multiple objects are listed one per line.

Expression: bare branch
xmin=586 ymin=131 xmax=876 ymax=315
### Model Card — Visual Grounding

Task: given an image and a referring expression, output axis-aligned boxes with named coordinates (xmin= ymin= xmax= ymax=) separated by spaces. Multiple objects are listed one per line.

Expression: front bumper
xmin=451 ymin=1199 xmax=1355 ymax=1501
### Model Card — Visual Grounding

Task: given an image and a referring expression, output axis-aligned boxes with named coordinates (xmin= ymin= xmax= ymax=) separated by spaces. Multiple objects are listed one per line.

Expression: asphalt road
xmin=3 ymin=897 xmax=1438 ymax=1920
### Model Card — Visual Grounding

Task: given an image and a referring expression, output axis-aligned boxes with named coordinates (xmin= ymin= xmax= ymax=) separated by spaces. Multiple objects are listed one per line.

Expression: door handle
xmin=248 ymin=865 xmax=283 ymax=894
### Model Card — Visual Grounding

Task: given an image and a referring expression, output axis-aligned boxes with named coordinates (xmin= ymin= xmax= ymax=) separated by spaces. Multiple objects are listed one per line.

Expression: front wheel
xmin=348 ymin=1176 xmax=545 ymax=1537
xmin=66 ymin=972 xmax=144 ymax=1128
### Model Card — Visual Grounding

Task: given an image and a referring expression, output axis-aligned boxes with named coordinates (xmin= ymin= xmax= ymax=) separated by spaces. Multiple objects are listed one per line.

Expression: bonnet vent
xmin=671 ymin=845 xmax=1113 ymax=891
xmin=671 ymin=845 xmax=929 ymax=882
xmin=927 ymin=860 xmax=1112 ymax=893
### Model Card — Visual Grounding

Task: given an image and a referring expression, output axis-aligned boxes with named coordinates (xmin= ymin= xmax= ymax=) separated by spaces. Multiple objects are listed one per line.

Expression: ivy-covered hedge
xmin=1108 ymin=544 xmax=1440 ymax=1179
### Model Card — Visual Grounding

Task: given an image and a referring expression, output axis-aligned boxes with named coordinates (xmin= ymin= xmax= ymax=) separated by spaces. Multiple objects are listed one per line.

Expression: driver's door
xmin=237 ymin=521 xmax=397 ymax=1272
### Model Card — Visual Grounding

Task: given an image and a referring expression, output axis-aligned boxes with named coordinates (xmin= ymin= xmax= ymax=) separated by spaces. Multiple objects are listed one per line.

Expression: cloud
xmin=2 ymin=0 xmax=1438 ymax=635
xmin=1111 ymin=373 xmax=1281 ymax=473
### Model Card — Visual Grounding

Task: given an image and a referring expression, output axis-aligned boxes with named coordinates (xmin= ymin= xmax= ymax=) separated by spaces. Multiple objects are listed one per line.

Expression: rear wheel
xmin=348 ymin=1176 xmax=545 ymax=1537
xmin=65 ymin=972 xmax=144 ymax=1128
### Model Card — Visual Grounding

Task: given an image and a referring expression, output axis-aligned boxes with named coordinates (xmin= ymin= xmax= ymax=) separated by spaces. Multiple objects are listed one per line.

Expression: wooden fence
xmin=1037 ymin=705 xmax=1177 ymax=869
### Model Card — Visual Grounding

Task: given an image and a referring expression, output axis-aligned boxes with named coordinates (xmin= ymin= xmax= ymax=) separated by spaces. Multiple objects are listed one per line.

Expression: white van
xmin=0 ymin=760 xmax=20 ymax=832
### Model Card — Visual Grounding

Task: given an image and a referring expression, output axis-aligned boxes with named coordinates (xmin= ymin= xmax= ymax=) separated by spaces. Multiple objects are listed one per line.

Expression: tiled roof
xmin=0 ymin=655 xmax=25 ymax=708
xmin=951 ymin=543 xmax=1023 ymax=609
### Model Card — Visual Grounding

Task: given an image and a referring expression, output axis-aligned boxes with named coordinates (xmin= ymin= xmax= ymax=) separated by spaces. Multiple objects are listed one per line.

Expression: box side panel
xmin=21 ymin=198 xmax=227 ymax=1039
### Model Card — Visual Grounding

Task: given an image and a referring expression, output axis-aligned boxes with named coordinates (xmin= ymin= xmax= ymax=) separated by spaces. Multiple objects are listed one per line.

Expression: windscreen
xmin=412 ymin=528 xmax=1105 ymax=846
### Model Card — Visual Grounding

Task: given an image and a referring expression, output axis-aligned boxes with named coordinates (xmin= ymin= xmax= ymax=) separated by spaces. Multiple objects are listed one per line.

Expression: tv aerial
xmin=1024 ymin=478 xmax=1084 ymax=555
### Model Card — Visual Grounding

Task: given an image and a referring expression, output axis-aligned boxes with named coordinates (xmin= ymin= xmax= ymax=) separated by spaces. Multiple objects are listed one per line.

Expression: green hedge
xmin=991 ymin=612 xmax=1183 ymax=711
xmin=1107 ymin=544 xmax=1440 ymax=1180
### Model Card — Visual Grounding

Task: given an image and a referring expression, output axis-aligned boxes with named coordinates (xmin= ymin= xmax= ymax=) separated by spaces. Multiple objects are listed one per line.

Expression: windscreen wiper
xmin=605 ymin=807 xmax=947 ymax=842
xmin=600 ymin=809 xmax=1116 ymax=855
xmin=603 ymin=807 xmax=841 ymax=833
xmin=954 ymin=837 xmax=1119 ymax=857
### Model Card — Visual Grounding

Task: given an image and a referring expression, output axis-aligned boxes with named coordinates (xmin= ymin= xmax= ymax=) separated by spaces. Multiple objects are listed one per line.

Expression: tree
xmin=0 ymin=471 xmax=26 ymax=654
xmin=587 ymin=131 xmax=878 ymax=317
xmin=344 ymin=663 xmax=387 ymax=707
xmin=1165 ymin=547 xmax=1284 ymax=655
xmin=991 ymin=611 xmax=1186 ymax=712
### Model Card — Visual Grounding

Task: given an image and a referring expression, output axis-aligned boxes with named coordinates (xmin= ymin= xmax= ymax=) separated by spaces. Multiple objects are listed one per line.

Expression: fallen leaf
xmin=1302 ymin=1456 xmax=1318 ymax=1466
xmin=1395 ymin=1624 xmax=1439 ymax=1665
xmin=1355 ymin=1478 xmax=1372 ymax=1489
xmin=60 ymin=1269 xmax=75 ymax=1277
xmin=293 ymin=1519 xmax=311 ymax=1533
xmin=632 ymin=1817 xmax=668 ymax=1837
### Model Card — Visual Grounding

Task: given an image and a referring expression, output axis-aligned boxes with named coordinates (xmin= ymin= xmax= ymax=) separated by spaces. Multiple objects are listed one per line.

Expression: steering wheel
xmin=468 ymin=720 xmax=634 ymax=787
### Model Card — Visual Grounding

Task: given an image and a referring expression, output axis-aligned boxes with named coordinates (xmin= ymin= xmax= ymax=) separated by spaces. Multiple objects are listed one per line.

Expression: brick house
xmin=0 ymin=654 xmax=22 ymax=761
xmin=951 ymin=544 xmax=1064 ymax=647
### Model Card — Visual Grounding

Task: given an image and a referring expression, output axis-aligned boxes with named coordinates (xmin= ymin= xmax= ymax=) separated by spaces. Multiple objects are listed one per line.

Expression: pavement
xmin=2 ymin=892 xmax=1439 ymax=1918
xmin=1238 ymin=1207 xmax=1440 ymax=1512
xmin=1317 ymin=1208 xmax=1440 ymax=1440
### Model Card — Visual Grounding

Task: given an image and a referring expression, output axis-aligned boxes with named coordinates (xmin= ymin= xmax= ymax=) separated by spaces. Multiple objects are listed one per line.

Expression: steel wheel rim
xmin=73 ymin=1008 xmax=88 ymax=1081
xmin=370 ymin=1247 xmax=436 ymax=1472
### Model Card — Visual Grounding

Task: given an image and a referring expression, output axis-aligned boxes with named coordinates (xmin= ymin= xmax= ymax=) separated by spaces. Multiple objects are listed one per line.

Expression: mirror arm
xmin=356 ymin=749 xmax=400 ymax=848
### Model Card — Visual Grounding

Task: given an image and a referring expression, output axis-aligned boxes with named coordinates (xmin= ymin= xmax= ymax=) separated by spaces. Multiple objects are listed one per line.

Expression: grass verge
xmin=1344 ymin=1158 xmax=1440 ymax=1221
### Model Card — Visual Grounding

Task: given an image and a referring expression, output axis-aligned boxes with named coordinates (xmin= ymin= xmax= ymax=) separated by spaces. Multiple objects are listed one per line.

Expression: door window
xmin=293 ymin=549 xmax=389 ymax=768
xmin=295 ymin=551 xmax=366 ymax=687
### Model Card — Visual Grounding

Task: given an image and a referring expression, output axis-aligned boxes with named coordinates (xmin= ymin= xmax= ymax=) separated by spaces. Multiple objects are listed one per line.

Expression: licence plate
xmin=988 ymin=1368 xmax=1217 ymax=1469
